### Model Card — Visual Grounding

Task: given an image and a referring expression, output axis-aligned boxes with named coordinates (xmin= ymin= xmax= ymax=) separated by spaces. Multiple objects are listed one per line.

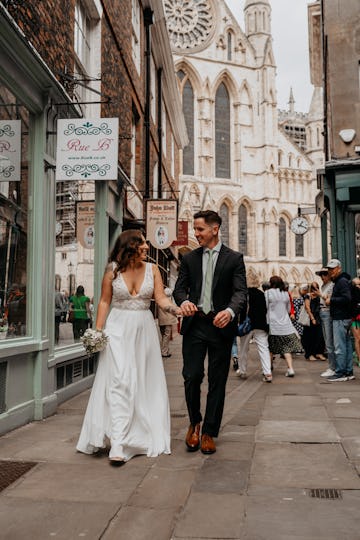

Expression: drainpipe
xmin=144 ymin=7 xmax=153 ymax=200
xmin=157 ymin=67 xmax=163 ymax=199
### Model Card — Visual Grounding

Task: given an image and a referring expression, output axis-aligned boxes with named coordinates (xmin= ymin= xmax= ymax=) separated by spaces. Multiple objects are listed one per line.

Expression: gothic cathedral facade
xmin=163 ymin=0 xmax=324 ymax=286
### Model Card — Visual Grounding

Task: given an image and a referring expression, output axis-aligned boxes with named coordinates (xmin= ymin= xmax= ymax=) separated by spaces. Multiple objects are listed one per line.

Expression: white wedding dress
xmin=76 ymin=262 xmax=171 ymax=461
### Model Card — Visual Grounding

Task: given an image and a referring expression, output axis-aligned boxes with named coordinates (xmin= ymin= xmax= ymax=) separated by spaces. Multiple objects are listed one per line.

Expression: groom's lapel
xmin=212 ymin=246 xmax=229 ymax=291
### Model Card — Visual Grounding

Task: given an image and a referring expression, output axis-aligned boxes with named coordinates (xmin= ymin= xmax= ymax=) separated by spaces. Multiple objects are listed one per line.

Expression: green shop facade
xmin=321 ymin=160 xmax=360 ymax=278
xmin=0 ymin=11 xmax=123 ymax=434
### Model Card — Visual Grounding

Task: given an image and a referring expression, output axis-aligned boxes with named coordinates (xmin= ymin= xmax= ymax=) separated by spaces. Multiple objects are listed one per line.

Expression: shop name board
xmin=146 ymin=199 xmax=177 ymax=249
xmin=56 ymin=118 xmax=119 ymax=181
xmin=0 ymin=120 xmax=21 ymax=182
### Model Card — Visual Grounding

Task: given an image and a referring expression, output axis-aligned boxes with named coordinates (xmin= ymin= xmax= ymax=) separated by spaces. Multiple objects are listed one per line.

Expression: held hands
xmin=179 ymin=301 xmax=198 ymax=317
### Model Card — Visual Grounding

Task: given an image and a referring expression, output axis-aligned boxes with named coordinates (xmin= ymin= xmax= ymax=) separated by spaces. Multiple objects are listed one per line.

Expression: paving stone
xmin=244 ymin=486 xmax=360 ymax=540
xmin=250 ymin=443 xmax=360 ymax=489
xmin=102 ymin=506 xmax=176 ymax=540
xmin=193 ymin=459 xmax=249 ymax=493
xmin=262 ymin=395 xmax=328 ymax=420
xmin=6 ymin=461 xmax=148 ymax=503
xmin=221 ymin=424 xmax=256 ymax=442
xmin=0 ymin=498 xmax=118 ymax=540
xmin=128 ymin=467 xmax=196 ymax=509
xmin=256 ymin=420 xmax=340 ymax=443
xmin=173 ymin=492 xmax=245 ymax=539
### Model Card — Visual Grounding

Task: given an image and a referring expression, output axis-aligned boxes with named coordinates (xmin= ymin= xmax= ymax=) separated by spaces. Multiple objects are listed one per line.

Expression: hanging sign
xmin=56 ymin=118 xmax=118 ymax=181
xmin=146 ymin=199 xmax=177 ymax=249
xmin=0 ymin=120 xmax=21 ymax=182
xmin=76 ymin=201 xmax=95 ymax=249
xmin=171 ymin=220 xmax=188 ymax=246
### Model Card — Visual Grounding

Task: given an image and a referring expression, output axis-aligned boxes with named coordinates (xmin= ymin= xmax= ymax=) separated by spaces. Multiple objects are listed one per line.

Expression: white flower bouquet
xmin=81 ymin=328 xmax=109 ymax=355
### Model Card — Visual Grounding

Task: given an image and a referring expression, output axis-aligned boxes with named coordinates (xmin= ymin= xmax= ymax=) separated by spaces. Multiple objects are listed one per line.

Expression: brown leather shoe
xmin=201 ymin=433 xmax=216 ymax=454
xmin=185 ymin=423 xmax=200 ymax=451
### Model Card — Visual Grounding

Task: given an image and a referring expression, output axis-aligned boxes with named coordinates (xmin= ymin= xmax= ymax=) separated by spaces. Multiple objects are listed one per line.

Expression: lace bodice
xmin=111 ymin=262 xmax=154 ymax=310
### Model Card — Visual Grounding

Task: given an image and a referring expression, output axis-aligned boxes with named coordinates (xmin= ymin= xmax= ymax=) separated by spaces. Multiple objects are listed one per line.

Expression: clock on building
xmin=290 ymin=216 xmax=309 ymax=235
xmin=164 ymin=0 xmax=215 ymax=52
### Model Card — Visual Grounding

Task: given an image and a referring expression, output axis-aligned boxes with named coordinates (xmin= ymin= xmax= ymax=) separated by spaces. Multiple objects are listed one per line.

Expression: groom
xmin=174 ymin=210 xmax=247 ymax=454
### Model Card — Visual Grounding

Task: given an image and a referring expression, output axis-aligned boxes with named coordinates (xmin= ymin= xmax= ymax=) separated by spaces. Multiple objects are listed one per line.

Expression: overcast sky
xmin=225 ymin=0 xmax=313 ymax=113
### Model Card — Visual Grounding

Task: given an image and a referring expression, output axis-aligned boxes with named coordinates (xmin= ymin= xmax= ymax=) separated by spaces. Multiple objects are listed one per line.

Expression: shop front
xmin=0 ymin=9 xmax=122 ymax=434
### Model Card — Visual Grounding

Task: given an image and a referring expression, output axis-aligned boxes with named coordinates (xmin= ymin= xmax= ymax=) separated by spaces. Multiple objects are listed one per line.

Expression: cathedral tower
xmin=244 ymin=0 xmax=271 ymax=60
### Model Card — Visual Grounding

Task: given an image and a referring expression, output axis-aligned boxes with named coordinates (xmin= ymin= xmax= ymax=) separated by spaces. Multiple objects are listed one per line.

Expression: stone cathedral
xmin=163 ymin=0 xmax=324 ymax=286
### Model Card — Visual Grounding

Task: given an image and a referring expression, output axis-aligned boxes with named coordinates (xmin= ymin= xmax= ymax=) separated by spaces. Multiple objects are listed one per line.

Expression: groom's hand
xmin=213 ymin=310 xmax=231 ymax=328
xmin=180 ymin=301 xmax=198 ymax=317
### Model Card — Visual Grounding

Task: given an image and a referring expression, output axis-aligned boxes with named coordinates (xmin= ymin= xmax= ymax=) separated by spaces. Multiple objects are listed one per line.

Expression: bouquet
xmin=81 ymin=328 xmax=109 ymax=355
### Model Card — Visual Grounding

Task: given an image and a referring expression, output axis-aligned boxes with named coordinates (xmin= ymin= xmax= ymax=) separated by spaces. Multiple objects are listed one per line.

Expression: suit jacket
xmin=173 ymin=244 xmax=247 ymax=339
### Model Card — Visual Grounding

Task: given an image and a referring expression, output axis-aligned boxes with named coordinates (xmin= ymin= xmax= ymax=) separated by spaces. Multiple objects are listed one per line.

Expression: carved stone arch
xmin=212 ymin=69 xmax=238 ymax=101
xmin=239 ymin=80 xmax=253 ymax=105
xmin=175 ymin=59 xmax=202 ymax=94
xmin=219 ymin=201 xmax=230 ymax=245
xmin=270 ymin=207 xmax=278 ymax=224
xmin=280 ymin=210 xmax=292 ymax=225
xmin=304 ymin=267 xmax=314 ymax=283
xmin=238 ymin=196 xmax=252 ymax=211
xmin=278 ymin=149 xmax=283 ymax=166
xmin=218 ymin=194 xmax=235 ymax=209
xmin=279 ymin=267 xmax=288 ymax=282
xmin=291 ymin=267 xmax=301 ymax=285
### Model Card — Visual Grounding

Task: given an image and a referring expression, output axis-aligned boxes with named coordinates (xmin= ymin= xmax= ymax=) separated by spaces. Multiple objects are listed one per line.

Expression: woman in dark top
xmin=236 ymin=273 xmax=272 ymax=382
xmin=302 ymin=282 xmax=326 ymax=361
xmin=351 ymin=277 xmax=360 ymax=364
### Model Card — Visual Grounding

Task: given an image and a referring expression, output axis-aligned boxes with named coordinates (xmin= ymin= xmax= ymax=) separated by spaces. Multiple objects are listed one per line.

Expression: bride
xmin=76 ymin=229 xmax=181 ymax=465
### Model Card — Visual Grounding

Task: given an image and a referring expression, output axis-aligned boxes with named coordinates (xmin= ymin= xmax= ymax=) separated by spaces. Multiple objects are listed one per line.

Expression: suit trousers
xmin=182 ymin=316 xmax=233 ymax=437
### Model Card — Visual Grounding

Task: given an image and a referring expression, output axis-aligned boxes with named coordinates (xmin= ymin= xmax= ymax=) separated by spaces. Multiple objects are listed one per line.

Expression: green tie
xmin=203 ymin=249 xmax=214 ymax=314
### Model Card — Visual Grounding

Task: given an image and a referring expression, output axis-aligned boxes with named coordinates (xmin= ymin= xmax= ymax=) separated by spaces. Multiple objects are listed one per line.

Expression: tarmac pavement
xmin=0 ymin=333 xmax=360 ymax=539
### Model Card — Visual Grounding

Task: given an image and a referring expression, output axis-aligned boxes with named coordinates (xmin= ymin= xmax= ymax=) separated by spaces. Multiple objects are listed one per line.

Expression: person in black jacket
xmin=173 ymin=210 xmax=247 ymax=455
xmin=325 ymin=259 xmax=354 ymax=381
xmin=236 ymin=272 xmax=272 ymax=382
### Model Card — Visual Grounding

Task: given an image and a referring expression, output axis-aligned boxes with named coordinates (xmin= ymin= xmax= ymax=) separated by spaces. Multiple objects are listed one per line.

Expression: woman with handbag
xmin=236 ymin=273 xmax=272 ymax=382
xmin=265 ymin=276 xmax=302 ymax=377
xmin=301 ymin=282 xmax=326 ymax=361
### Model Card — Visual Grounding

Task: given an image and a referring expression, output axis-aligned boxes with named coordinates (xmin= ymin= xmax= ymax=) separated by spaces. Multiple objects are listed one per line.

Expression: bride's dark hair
xmin=109 ymin=229 xmax=145 ymax=274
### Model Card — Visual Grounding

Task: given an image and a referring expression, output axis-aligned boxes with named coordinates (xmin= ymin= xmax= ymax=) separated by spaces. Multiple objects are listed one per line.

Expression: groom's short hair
xmin=193 ymin=210 xmax=222 ymax=227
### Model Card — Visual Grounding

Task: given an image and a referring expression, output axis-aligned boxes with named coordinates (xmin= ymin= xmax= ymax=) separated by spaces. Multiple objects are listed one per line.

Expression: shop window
xmin=55 ymin=179 xmax=95 ymax=347
xmin=0 ymin=85 xmax=29 ymax=340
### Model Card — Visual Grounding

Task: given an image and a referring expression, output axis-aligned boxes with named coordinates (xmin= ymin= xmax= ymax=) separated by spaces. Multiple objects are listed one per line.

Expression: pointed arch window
xmin=181 ymin=78 xmax=194 ymax=175
xmin=238 ymin=204 xmax=247 ymax=255
xmin=279 ymin=217 xmax=286 ymax=256
xmin=227 ymin=32 xmax=232 ymax=61
xmin=295 ymin=233 xmax=304 ymax=257
xmin=220 ymin=203 xmax=229 ymax=246
xmin=215 ymin=83 xmax=230 ymax=178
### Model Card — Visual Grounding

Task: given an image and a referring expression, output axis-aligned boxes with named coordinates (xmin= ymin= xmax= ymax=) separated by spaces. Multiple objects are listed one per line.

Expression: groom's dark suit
xmin=174 ymin=244 xmax=247 ymax=437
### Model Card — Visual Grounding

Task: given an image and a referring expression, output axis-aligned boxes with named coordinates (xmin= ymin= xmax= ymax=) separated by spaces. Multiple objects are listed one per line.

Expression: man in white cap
xmin=315 ymin=267 xmax=335 ymax=377
xmin=325 ymin=259 xmax=354 ymax=381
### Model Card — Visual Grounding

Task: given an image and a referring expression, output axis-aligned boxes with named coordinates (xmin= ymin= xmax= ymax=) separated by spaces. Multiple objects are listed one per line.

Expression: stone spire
xmin=288 ymin=87 xmax=295 ymax=113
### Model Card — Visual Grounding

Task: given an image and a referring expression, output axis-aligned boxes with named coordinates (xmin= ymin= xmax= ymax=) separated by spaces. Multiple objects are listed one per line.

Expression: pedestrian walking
xmin=173 ymin=210 xmax=247 ymax=455
xmin=325 ymin=259 xmax=354 ymax=382
xmin=236 ymin=272 xmax=272 ymax=382
xmin=315 ymin=267 xmax=336 ymax=377
xmin=76 ymin=229 xmax=181 ymax=465
xmin=302 ymin=281 xmax=326 ymax=362
xmin=158 ymin=286 xmax=178 ymax=358
xmin=265 ymin=275 xmax=301 ymax=377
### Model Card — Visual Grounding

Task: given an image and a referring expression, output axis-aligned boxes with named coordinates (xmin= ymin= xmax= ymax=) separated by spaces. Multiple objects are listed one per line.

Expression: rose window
xmin=164 ymin=0 xmax=214 ymax=51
